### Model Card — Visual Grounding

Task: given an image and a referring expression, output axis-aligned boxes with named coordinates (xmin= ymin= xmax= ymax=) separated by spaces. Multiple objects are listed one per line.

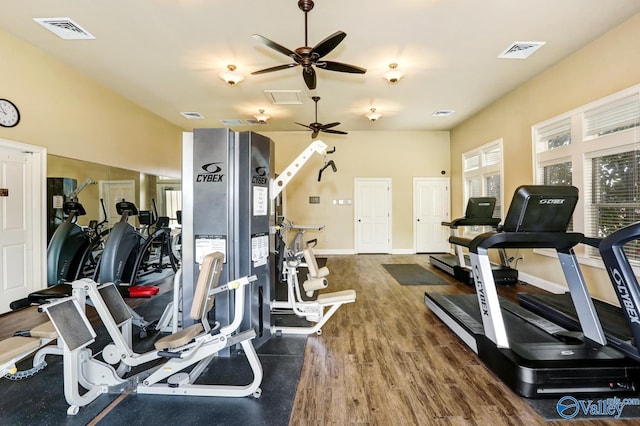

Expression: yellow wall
xmin=263 ymin=130 xmax=450 ymax=252
xmin=0 ymin=28 xmax=183 ymax=178
xmin=450 ymin=13 xmax=640 ymax=302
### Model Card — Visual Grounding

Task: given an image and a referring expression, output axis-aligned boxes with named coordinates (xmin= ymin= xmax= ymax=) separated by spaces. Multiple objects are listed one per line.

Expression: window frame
xmin=532 ymin=83 xmax=640 ymax=271
xmin=462 ymin=139 xmax=504 ymax=235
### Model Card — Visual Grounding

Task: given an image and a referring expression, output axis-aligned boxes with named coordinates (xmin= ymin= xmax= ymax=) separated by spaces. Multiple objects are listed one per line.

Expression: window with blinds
xmin=462 ymin=140 xmax=504 ymax=234
xmin=535 ymin=117 xmax=571 ymax=152
xmin=533 ymin=84 xmax=640 ymax=267
xmin=584 ymin=93 xmax=640 ymax=139
xmin=584 ymin=151 xmax=640 ymax=262
xmin=542 ymin=162 xmax=572 ymax=185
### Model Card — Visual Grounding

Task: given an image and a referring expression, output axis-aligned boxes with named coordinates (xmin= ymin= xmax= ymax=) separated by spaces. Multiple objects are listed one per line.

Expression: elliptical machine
xmin=96 ymin=200 xmax=177 ymax=294
xmin=47 ymin=201 xmax=92 ymax=285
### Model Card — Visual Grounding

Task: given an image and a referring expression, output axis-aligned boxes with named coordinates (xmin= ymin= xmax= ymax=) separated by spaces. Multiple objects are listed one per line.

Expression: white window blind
xmin=536 ymin=117 xmax=571 ymax=151
xmin=464 ymin=154 xmax=480 ymax=172
xmin=584 ymin=93 xmax=640 ymax=139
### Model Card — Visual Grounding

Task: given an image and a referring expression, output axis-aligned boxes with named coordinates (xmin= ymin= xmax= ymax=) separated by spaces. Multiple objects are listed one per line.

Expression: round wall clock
xmin=0 ymin=99 xmax=20 ymax=128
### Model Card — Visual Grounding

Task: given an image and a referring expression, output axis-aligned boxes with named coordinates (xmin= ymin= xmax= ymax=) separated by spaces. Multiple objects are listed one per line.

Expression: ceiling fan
xmin=296 ymin=96 xmax=348 ymax=138
xmin=251 ymin=0 xmax=366 ymax=90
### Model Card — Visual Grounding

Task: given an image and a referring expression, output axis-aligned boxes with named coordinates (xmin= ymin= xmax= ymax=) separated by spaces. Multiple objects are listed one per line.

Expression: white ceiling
xmin=1 ymin=0 xmax=639 ymax=134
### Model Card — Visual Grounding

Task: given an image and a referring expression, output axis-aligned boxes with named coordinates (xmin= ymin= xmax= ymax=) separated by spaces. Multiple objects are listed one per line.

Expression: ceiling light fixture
xmin=366 ymin=108 xmax=382 ymax=122
xmin=254 ymin=109 xmax=270 ymax=123
xmin=219 ymin=64 xmax=244 ymax=86
xmin=384 ymin=63 xmax=404 ymax=84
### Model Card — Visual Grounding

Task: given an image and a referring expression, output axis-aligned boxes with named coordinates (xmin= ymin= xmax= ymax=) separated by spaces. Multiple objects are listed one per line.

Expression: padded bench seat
xmin=154 ymin=323 xmax=204 ymax=350
xmin=30 ymin=321 xmax=58 ymax=339
xmin=317 ymin=289 xmax=356 ymax=305
xmin=0 ymin=337 xmax=40 ymax=364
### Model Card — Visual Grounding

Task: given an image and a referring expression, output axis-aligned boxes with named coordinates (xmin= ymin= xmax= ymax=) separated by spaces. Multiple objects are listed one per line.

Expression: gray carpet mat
xmin=382 ymin=263 xmax=448 ymax=285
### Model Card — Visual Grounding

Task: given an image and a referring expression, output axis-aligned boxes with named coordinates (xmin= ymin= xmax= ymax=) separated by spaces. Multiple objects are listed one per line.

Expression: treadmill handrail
xmin=442 ymin=217 xmax=502 ymax=228
xmin=599 ymin=221 xmax=640 ymax=357
xmin=466 ymin=231 xmax=584 ymax=253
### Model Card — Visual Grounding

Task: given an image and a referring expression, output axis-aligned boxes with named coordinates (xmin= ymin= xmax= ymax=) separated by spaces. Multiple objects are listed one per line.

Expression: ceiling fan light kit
xmin=384 ymin=63 xmax=404 ymax=83
xmin=251 ymin=0 xmax=366 ymax=90
xmin=366 ymin=108 xmax=381 ymax=122
xmin=254 ymin=109 xmax=270 ymax=123
xmin=219 ymin=64 xmax=244 ymax=86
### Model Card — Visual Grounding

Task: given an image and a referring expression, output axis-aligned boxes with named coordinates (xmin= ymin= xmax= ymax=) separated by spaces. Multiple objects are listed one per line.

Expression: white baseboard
xmin=312 ymin=249 xmax=357 ymax=256
xmin=313 ymin=248 xmax=418 ymax=256
xmin=392 ymin=248 xmax=415 ymax=254
xmin=517 ymin=271 xmax=567 ymax=294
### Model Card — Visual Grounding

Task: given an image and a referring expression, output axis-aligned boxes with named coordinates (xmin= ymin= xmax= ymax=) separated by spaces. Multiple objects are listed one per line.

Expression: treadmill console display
xmin=465 ymin=197 xmax=496 ymax=219
xmin=502 ymin=185 xmax=578 ymax=232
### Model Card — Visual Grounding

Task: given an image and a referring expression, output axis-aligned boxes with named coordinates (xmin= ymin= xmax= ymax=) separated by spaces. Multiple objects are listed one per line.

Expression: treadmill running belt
xmin=518 ymin=292 xmax=640 ymax=360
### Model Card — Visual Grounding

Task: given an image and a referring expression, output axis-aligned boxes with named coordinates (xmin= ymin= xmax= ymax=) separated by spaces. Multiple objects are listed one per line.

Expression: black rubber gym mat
xmin=0 ymin=281 xmax=307 ymax=425
xmin=382 ymin=263 xmax=448 ymax=285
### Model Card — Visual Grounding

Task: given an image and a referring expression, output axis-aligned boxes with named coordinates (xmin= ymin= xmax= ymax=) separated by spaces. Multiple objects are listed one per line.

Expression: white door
xmin=414 ymin=177 xmax=450 ymax=253
xmin=0 ymin=141 xmax=45 ymax=314
xmin=355 ymin=178 xmax=391 ymax=253
xmin=156 ymin=183 xmax=182 ymax=227
xmin=99 ymin=180 xmax=136 ymax=227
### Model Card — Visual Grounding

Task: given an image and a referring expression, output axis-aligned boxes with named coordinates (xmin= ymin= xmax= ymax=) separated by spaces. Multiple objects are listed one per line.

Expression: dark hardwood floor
xmin=288 ymin=254 xmax=631 ymax=426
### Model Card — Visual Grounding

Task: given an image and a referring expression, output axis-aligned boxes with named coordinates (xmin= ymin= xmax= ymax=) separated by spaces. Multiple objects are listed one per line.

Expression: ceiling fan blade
xmin=252 ymin=34 xmax=299 ymax=59
xmin=320 ymin=122 xmax=341 ymax=130
xmin=322 ymin=129 xmax=348 ymax=135
xmin=317 ymin=61 xmax=367 ymax=74
xmin=252 ymin=63 xmax=299 ymax=75
xmin=295 ymin=122 xmax=314 ymax=130
xmin=303 ymin=67 xmax=317 ymax=90
xmin=310 ymin=31 xmax=347 ymax=59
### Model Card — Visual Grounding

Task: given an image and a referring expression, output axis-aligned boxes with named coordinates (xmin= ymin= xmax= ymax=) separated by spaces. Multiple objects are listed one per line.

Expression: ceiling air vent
xmin=219 ymin=119 xmax=244 ymax=127
xmin=498 ymin=41 xmax=545 ymax=59
xmin=433 ymin=110 xmax=455 ymax=117
xmin=33 ymin=17 xmax=95 ymax=40
xmin=180 ymin=112 xmax=204 ymax=119
xmin=246 ymin=119 xmax=269 ymax=126
xmin=264 ymin=90 xmax=304 ymax=105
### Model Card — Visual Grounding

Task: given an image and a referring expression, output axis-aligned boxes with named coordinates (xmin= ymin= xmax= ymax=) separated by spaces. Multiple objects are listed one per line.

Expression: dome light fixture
xmin=384 ymin=63 xmax=404 ymax=84
xmin=254 ymin=109 xmax=270 ymax=123
xmin=365 ymin=108 xmax=382 ymax=122
xmin=219 ymin=64 xmax=244 ymax=86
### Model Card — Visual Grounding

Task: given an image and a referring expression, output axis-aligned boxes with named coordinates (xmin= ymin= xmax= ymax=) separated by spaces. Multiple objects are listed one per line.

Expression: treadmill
xmin=519 ymin=221 xmax=640 ymax=363
xmin=424 ymin=185 xmax=640 ymax=398
xmin=429 ymin=197 xmax=518 ymax=285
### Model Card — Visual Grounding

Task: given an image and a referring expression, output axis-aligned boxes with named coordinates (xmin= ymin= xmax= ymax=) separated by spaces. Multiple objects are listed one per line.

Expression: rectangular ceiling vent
xmin=180 ymin=112 xmax=204 ymax=119
xmin=498 ymin=41 xmax=545 ymax=59
xmin=33 ymin=17 xmax=96 ymax=40
xmin=264 ymin=90 xmax=304 ymax=105
xmin=219 ymin=119 xmax=244 ymax=127
xmin=433 ymin=110 xmax=455 ymax=117
xmin=246 ymin=119 xmax=269 ymax=126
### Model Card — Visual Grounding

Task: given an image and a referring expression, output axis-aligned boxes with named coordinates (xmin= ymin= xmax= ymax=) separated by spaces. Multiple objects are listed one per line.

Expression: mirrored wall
xmin=47 ymin=154 xmax=181 ymax=230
